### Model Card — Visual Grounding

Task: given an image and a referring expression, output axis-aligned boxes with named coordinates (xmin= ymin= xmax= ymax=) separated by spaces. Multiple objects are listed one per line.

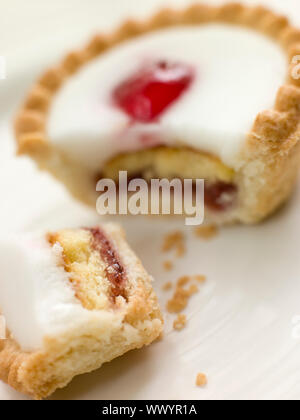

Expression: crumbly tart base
xmin=0 ymin=224 xmax=163 ymax=400
xmin=15 ymin=2 xmax=300 ymax=224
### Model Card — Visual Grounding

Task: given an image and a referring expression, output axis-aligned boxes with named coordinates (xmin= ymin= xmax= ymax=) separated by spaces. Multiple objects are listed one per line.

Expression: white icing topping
xmin=0 ymin=233 xmax=120 ymax=351
xmin=49 ymin=24 xmax=286 ymax=170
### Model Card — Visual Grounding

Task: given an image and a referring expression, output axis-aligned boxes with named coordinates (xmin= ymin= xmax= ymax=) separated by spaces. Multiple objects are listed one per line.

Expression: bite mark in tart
xmin=0 ymin=224 xmax=163 ymax=399
xmin=15 ymin=3 xmax=300 ymax=224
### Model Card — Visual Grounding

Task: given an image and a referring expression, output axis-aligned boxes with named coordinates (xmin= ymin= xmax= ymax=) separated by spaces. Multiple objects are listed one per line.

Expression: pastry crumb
xmin=173 ymin=314 xmax=187 ymax=331
xmin=163 ymin=260 xmax=173 ymax=271
xmin=162 ymin=281 xmax=172 ymax=291
xmin=195 ymin=274 xmax=206 ymax=283
xmin=175 ymin=242 xmax=186 ymax=257
xmin=196 ymin=373 xmax=207 ymax=387
xmin=167 ymin=286 xmax=190 ymax=313
xmin=177 ymin=275 xmax=190 ymax=287
xmin=194 ymin=224 xmax=218 ymax=240
xmin=187 ymin=284 xmax=198 ymax=296
xmin=162 ymin=231 xmax=182 ymax=251
xmin=162 ymin=231 xmax=186 ymax=257
xmin=166 ymin=275 xmax=204 ymax=313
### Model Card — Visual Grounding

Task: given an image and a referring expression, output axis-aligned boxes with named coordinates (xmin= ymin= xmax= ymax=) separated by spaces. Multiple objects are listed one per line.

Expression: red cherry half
xmin=112 ymin=60 xmax=195 ymax=123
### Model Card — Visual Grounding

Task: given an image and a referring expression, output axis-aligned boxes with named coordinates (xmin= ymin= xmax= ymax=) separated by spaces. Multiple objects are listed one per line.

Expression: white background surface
xmin=1 ymin=0 xmax=300 ymax=400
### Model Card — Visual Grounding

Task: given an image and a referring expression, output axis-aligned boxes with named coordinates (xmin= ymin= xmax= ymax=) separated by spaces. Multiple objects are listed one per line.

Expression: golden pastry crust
xmin=0 ymin=224 xmax=163 ymax=399
xmin=14 ymin=2 xmax=300 ymax=224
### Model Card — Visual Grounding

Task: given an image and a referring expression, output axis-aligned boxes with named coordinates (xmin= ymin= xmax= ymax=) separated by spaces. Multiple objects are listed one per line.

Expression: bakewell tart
xmin=0 ymin=224 xmax=163 ymax=399
xmin=15 ymin=3 xmax=300 ymax=223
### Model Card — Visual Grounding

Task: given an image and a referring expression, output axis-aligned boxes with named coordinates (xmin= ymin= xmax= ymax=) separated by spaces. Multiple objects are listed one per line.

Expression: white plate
xmin=1 ymin=0 xmax=300 ymax=401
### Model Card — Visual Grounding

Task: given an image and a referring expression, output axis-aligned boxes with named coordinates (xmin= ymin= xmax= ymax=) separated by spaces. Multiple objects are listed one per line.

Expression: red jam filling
xmin=88 ymin=227 xmax=127 ymax=300
xmin=204 ymin=182 xmax=237 ymax=211
xmin=112 ymin=60 xmax=195 ymax=123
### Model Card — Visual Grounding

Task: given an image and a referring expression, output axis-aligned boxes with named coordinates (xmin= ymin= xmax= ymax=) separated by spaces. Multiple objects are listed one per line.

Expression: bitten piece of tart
xmin=0 ymin=224 xmax=163 ymax=399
